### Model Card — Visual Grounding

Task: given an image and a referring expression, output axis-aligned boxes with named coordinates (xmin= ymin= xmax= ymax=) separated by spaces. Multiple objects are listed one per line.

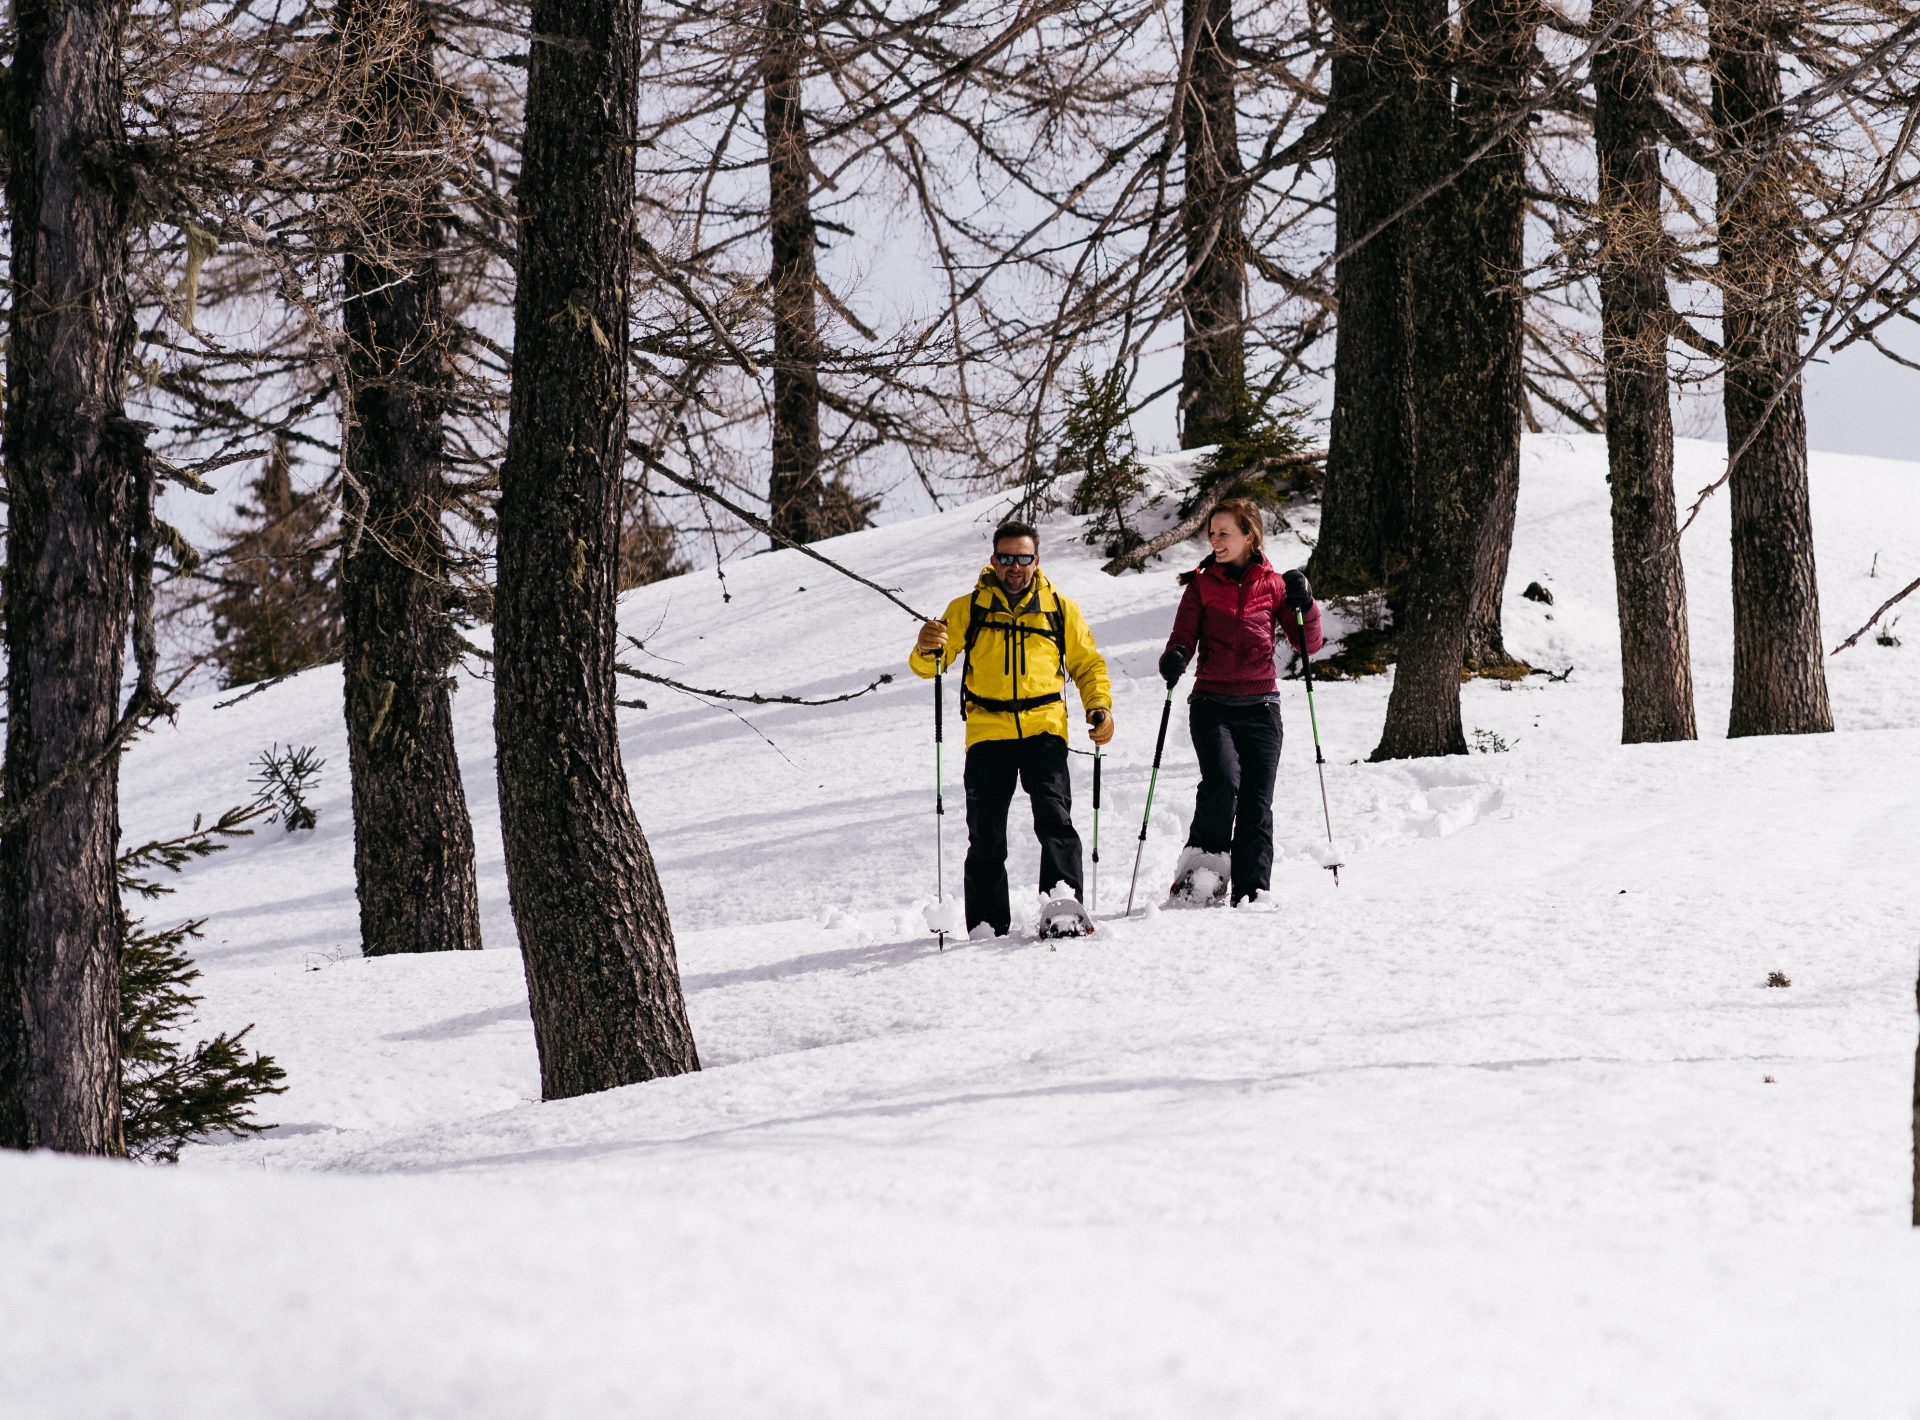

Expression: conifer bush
xmin=1179 ymin=382 xmax=1316 ymax=518
xmin=119 ymin=805 xmax=286 ymax=1162
xmin=1062 ymin=366 xmax=1152 ymax=558
xmin=209 ymin=436 xmax=342 ymax=687
xmin=251 ymin=743 xmax=324 ymax=831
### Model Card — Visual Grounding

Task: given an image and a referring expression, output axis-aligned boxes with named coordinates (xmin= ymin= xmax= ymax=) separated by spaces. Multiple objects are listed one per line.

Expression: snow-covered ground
xmin=6 ymin=434 xmax=1920 ymax=1417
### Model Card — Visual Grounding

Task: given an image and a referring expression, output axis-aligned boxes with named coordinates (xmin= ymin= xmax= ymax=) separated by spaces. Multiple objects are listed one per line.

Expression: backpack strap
xmin=958 ymin=593 xmax=989 ymax=719
xmin=961 ymin=593 xmax=990 ymax=661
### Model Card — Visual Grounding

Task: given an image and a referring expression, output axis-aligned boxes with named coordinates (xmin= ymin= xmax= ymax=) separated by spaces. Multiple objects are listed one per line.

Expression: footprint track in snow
xmin=1399 ymin=762 xmax=1508 ymax=840
xmin=1282 ymin=760 xmax=1509 ymax=866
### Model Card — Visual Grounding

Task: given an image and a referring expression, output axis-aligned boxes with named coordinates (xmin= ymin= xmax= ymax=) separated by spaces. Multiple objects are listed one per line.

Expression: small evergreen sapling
xmin=1063 ymin=367 xmax=1152 ymax=558
xmin=208 ymin=436 xmax=343 ymax=688
xmin=119 ymin=803 xmax=286 ymax=1162
xmin=1180 ymin=383 xmax=1315 ymax=519
xmin=251 ymin=743 xmax=324 ymax=831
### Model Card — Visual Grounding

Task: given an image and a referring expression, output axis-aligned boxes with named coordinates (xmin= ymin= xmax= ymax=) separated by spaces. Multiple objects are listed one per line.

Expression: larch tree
xmin=1179 ymin=0 xmax=1250 ymax=449
xmin=1310 ymin=0 xmax=1427 ymax=596
xmin=763 ymin=0 xmax=831 ymax=547
xmin=1708 ymin=0 xmax=1832 ymax=737
xmin=0 ymin=0 xmax=141 ymax=1153
xmin=1371 ymin=0 xmax=1537 ymax=758
xmin=334 ymin=0 xmax=485 ymax=956
xmin=1591 ymin=0 xmax=1697 ymax=743
xmin=493 ymin=0 xmax=701 ymax=1097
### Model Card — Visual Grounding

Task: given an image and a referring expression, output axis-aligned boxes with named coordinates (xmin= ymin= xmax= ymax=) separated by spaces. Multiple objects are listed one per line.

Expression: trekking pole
xmin=1124 ymin=686 xmax=1176 ymax=915
xmin=1297 ymin=609 xmax=1342 ymax=885
xmin=1090 ymin=740 xmax=1102 ymax=914
xmin=934 ymin=650 xmax=948 ymax=948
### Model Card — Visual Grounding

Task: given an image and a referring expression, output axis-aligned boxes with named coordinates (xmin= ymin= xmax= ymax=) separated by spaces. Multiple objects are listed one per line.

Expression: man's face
xmin=991 ymin=536 xmax=1039 ymax=596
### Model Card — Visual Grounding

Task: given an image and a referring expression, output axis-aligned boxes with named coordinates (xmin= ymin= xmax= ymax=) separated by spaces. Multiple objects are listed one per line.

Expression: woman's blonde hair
xmin=1178 ymin=498 xmax=1265 ymax=585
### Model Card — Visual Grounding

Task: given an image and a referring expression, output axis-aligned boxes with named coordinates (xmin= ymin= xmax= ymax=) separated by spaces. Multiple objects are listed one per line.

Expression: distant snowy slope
xmin=4 ymin=435 xmax=1917 ymax=1419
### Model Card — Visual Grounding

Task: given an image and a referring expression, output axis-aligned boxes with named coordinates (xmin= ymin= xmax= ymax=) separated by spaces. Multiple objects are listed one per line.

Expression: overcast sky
xmin=1120 ymin=328 xmax=1919 ymax=468
xmin=1799 ymin=329 xmax=1917 ymax=463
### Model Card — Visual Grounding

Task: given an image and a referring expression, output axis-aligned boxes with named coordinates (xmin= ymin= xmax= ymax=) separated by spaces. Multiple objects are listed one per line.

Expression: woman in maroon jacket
xmin=1157 ymin=498 xmax=1324 ymax=905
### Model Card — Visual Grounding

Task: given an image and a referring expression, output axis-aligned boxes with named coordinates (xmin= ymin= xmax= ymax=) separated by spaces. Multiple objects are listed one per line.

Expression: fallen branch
xmin=1831 ymin=571 xmax=1920 ymax=653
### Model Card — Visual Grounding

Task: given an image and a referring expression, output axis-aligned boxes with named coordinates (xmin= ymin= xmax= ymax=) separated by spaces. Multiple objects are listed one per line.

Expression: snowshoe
xmin=1035 ymin=896 xmax=1096 ymax=939
xmin=1166 ymin=847 xmax=1230 ymax=908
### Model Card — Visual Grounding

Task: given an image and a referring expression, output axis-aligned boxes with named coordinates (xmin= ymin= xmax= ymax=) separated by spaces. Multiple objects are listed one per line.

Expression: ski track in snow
xmin=6 ymin=434 xmax=1920 ymax=1417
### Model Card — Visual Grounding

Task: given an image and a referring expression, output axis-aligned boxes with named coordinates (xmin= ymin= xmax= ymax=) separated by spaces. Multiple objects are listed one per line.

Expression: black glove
xmin=1282 ymin=569 xmax=1313 ymax=615
xmin=1158 ymin=646 xmax=1189 ymax=687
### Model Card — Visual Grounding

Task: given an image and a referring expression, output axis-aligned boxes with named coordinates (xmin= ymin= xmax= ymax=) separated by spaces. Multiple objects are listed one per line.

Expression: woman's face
xmin=1207 ymin=513 xmax=1255 ymax=567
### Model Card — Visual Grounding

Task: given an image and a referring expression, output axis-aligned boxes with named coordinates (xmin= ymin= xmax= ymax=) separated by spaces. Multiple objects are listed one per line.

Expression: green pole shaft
xmin=1125 ymin=686 xmax=1176 ymax=915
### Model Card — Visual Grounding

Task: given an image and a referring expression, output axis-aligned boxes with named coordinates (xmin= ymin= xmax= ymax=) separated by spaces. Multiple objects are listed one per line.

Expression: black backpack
xmin=958 ymin=588 xmax=1068 ymax=719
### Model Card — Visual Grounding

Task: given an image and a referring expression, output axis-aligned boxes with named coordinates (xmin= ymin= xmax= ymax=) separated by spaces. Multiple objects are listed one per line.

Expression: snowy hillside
xmin=7 ymin=434 xmax=1920 ymax=1417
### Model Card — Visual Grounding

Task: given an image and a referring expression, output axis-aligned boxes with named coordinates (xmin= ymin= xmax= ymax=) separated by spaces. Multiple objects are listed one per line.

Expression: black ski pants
xmin=963 ymin=732 xmax=1082 ymax=935
xmin=1186 ymin=697 xmax=1283 ymax=904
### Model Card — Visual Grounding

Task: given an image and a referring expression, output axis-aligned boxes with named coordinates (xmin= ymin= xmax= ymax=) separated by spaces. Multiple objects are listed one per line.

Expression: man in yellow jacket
xmin=910 ymin=519 xmax=1115 ymax=936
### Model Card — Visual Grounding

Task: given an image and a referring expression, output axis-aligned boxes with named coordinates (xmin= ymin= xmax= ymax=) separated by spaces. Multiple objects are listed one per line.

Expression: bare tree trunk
xmin=765 ymin=0 xmax=826 ymax=547
xmin=1451 ymin=0 xmax=1528 ymax=675
xmin=1454 ymin=0 xmax=1531 ymax=675
xmin=1709 ymin=0 xmax=1832 ymax=738
xmin=1463 ymin=465 xmax=1522 ymax=670
xmin=494 ymin=0 xmax=701 ymax=1098
xmin=1312 ymin=0 xmax=1424 ymax=595
xmin=337 ymin=0 xmax=484 ymax=959
xmin=1372 ymin=0 xmax=1533 ymax=758
xmin=1179 ymin=0 xmax=1248 ymax=450
xmin=0 ymin=0 xmax=137 ymax=1154
xmin=1593 ymin=0 xmax=1697 ymax=744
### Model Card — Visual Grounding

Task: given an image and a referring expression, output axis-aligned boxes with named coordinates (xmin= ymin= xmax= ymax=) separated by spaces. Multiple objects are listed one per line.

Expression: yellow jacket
xmin=909 ymin=569 xmax=1111 ymax=748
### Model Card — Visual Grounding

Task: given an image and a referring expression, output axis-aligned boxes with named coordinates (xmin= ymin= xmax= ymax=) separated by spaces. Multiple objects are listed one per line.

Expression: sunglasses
xmin=993 ymin=552 xmax=1037 ymax=567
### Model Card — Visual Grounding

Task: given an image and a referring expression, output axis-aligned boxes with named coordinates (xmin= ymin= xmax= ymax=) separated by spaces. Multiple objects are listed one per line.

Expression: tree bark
xmin=1312 ymin=0 xmax=1423 ymax=595
xmin=494 ymin=0 xmax=701 ymax=1097
xmin=1372 ymin=0 xmax=1533 ymax=759
xmin=337 ymin=0 xmax=484 ymax=958
xmin=1454 ymin=0 xmax=1531 ymax=675
xmin=0 ymin=0 xmax=138 ymax=1153
xmin=1463 ymin=460 xmax=1522 ymax=670
xmin=764 ymin=0 xmax=827 ymax=547
xmin=1592 ymin=0 xmax=1697 ymax=744
xmin=1709 ymin=0 xmax=1832 ymax=737
xmin=1179 ymin=0 xmax=1248 ymax=450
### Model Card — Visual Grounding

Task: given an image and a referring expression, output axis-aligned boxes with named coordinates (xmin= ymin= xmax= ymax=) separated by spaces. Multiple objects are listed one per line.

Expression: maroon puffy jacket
xmin=1165 ymin=554 xmax=1324 ymax=696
